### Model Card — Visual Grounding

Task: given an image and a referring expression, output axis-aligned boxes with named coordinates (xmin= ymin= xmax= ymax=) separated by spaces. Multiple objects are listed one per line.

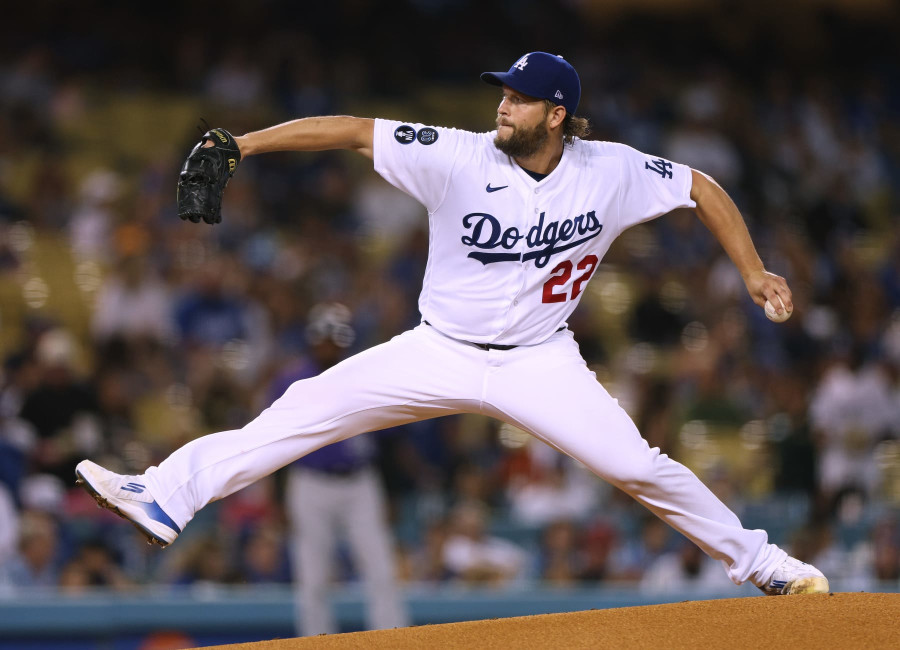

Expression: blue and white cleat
xmin=759 ymin=556 xmax=829 ymax=595
xmin=75 ymin=460 xmax=180 ymax=548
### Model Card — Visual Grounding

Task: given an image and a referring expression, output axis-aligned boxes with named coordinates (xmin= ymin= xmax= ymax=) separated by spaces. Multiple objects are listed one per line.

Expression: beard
xmin=493 ymin=119 xmax=550 ymax=158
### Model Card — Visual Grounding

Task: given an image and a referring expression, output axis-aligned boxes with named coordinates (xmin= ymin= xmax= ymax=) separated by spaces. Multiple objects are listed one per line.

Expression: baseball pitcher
xmin=77 ymin=52 xmax=826 ymax=598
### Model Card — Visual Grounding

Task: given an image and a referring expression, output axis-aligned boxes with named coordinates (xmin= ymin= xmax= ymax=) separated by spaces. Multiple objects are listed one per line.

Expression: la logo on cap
xmin=513 ymin=55 xmax=529 ymax=71
xmin=555 ymin=90 xmax=563 ymax=99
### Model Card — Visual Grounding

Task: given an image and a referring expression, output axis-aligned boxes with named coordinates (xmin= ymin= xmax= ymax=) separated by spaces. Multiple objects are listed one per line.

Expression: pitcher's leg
xmin=142 ymin=327 xmax=482 ymax=530
xmin=486 ymin=335 xmax=785 ymax=586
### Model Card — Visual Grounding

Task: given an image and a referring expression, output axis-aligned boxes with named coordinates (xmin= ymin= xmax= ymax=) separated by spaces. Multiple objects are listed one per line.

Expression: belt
xmin=423 ymin=321 xmax=563 ymax=351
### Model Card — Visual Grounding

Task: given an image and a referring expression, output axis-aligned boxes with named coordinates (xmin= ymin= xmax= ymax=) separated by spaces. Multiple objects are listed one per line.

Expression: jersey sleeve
xmin=615 ymin=144 xmax=696 ymax=231
xmin=373 ymin=119 xmax=467 ymax=212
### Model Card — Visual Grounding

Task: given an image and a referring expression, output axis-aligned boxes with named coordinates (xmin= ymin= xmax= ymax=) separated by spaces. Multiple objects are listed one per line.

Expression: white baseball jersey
xmin=373 ymin=119 xmax=696 ymax=345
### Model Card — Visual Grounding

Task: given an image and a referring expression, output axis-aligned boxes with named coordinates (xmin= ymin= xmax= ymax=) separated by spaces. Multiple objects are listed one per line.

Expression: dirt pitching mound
xmin=200 ymin=592 xmax=899 ymax=650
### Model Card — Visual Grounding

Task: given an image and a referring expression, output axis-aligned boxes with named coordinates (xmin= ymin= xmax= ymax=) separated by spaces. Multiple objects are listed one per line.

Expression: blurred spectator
xmin=173 ymin=256 xmax=253 ymax=349
xmin=19 ymin=472 xmax=67 ymax=515
xmin=1 ymin=348 xmax=41 ymax=421
xmin=171 ymin=535 xmax=241 ymax=588
xmin=665 ymin=75 xmax=742 ymax=188
xmin=628 ymin=274 xmax=687 ymax=346
xmin=69 ymin=169 xmax=122 ymax=262
xmin=441 ymin=500 xmax=527 ymax=585
xmin=609 ymin=516 xmax=672 ymax=582
xmin=58 ymin=540 xmax=133 ymax=593
xmin=353 ymin=176 xmax=426 ymax=247
xmin=18 ymin=329 xmax=101 ymax=483
xmin=171 ymin=253 xmax=272 ymax=430
xmin=0 ymin=411 xmax=35 ymax=499
xmin=217 ymin=477 xmax=281 ymax=538
xmin=239 ymin=524 xmax=290 ymax=584
xmin=507 ymin=458 xmax=599 ymax=528
xmin=787 ymin=522 xmax=849 ymax=588
xmin=4 ymin=510 xmax=61 ymax=587
xmin=871 ymin=517 xmax=900 ymax=584
xmin=537 ymin=519 xmax=581 ymax=586
xmin=808 ymin=347 xmax=896 ymax=499
xmin=578 ymin=519 xmax=618 ymax=583
xmin=92 ymin=254 xmax=175 ymax=344
xmin=399 ymin=520 xmax=451 ymax=583
xmin=640 ymin=539 xmax=735 ymax=594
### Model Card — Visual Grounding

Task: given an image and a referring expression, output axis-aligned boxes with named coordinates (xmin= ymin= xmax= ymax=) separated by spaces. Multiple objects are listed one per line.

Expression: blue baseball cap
xmin=481 ymin=52 xmax=581 ymax=116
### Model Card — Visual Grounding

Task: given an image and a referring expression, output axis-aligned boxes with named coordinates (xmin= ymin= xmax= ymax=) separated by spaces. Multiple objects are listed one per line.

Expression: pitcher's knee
xmin=603 ymin=453 xmax=660 ymax=493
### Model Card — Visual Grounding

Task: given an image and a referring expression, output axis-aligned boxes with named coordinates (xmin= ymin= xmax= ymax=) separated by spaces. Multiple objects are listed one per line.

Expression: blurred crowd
xmin=0 ymin=1 xmax=899 ymax=601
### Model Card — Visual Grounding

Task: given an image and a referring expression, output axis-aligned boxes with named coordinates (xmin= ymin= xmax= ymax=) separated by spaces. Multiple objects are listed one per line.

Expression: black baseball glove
xmin=176 ymin=128 xmax=241 ymax=224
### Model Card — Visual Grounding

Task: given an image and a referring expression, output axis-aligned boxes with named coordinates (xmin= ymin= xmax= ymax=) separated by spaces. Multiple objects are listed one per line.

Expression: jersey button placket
xmin=501 ymin=193 xmax=530 ymax=335
xmin=510 ymin=196 xmax=537 ymax=316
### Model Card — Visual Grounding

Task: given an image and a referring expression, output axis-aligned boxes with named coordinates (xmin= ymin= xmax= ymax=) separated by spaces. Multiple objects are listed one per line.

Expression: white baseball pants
xmin=144 ymin=324 xmax=786 ymax=586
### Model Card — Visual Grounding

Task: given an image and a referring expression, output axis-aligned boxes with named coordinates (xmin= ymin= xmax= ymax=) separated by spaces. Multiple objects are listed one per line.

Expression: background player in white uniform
xmin=76 ymin=52 xmax=828 ymax=598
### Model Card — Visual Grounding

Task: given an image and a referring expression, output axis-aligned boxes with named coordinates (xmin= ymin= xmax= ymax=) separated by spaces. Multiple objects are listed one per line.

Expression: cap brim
xmin=480 ymin=71 xmax=545 ymax=102
xmin=480 ymin=72 xmax=507 ymax=87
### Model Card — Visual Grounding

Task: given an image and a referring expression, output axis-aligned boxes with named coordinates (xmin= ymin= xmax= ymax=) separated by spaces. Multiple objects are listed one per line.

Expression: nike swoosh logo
xmin=485 ymin=183 xmax=509 ymax=193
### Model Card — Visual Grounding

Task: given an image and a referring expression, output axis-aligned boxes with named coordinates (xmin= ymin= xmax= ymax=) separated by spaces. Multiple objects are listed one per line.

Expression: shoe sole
xmin=786 ymin=576 xmax=829 ymax=595
xmin=75 ymin=470 xmax=170 ymax=548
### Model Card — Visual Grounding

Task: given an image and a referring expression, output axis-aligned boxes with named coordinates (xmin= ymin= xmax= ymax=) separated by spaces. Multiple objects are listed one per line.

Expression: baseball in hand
xmin=764 ymin=296 xmax=792 ymax=323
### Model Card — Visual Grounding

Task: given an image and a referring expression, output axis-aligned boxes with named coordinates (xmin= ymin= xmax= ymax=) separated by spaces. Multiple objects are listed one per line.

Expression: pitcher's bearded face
xmin=493 ymin=86 xmax=552 ymax=158
xmin=493 ymin=117 xmax=550 ymax=158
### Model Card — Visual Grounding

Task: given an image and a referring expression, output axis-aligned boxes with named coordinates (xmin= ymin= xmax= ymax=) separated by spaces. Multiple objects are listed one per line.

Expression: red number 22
xmin=541 ymin=254 xmax=599 ymax=303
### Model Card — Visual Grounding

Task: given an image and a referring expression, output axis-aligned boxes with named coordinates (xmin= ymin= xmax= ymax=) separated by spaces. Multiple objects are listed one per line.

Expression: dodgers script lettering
xmin=461 ymin=210 xmax=603 ymax=268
